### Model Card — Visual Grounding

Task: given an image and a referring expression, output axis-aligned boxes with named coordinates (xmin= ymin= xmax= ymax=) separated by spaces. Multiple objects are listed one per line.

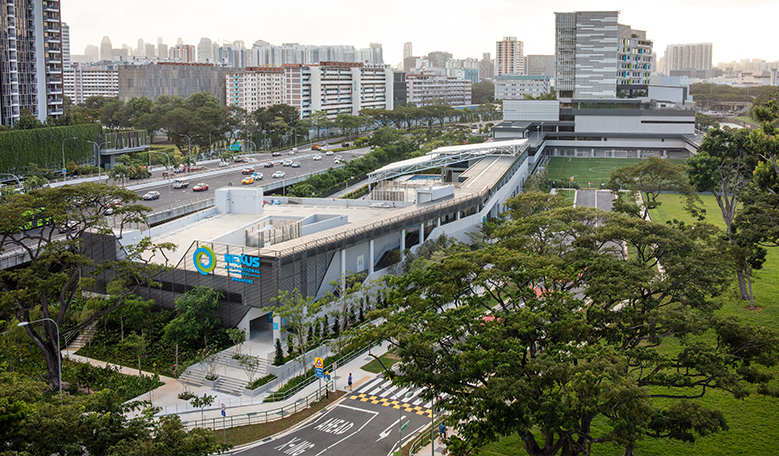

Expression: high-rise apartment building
xmin=61 ymin=22 xmax=70 ymax=66
xmin=479 ymin=53 xmax=494 ymax=81
xmin=495 ymin=36 xmax=524 ymax=76
xmin=64 ymin=63 xmax=119 ymax=104
xmin=427 ymin=51 xmax=452 ymax=69
xmin=0 ymin=0 xmax=65 ymax=126
xmin=555 ymin=11 xmax=652 ymax=99
xmin=664 ymin=43 xmax=713 ymax=75
xmin=406 ymin=73 xmax=471 ymax=107
xmin=225 ymin=67 xmax=284 ymax=112
xmin=283 ymin=62 xmax=393 ymax=119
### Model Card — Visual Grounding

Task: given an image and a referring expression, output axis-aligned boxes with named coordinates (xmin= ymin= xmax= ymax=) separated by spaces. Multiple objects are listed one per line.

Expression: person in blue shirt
xmin=439 ymin=423 xmax=447 ymax=440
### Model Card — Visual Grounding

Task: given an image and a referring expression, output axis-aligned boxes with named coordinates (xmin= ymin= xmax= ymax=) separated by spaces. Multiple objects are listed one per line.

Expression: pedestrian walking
xmin=439 ymin=423 xmax=447 ymax=441
xmin=347 ymin=373 xmax=353 ymax=390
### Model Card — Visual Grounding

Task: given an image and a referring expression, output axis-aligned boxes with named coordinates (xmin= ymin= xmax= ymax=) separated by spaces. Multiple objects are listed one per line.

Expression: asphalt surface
xmin=127 ymin=145 xmax=369 ymax=212
xmin=237 ymin=378 xmax=436 ymax=456
xmin=574 ymin=190 xmax=615 ymax=211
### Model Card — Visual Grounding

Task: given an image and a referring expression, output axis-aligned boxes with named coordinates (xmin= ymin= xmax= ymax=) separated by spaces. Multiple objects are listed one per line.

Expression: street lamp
xmin=181 ymin=134 xmax=200 ymax=170
xmin=18 ymin=318 xmax=61 ymax=399
xmin=61 ymin=137 xmax=77 ymax=181
xmin=393 ymin=390 xmax=415 ymax=456
xmin=0 ymin=173 xmax=23 ymax=189
xmin=147 ymin=151 xmax=172 ymax=213
xmin=86 ymin=141 xmax=101 ymax=182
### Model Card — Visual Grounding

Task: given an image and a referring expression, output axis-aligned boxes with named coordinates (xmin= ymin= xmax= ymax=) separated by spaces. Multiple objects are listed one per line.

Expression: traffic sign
xmin=221 ymin=403 xmax=226 ymax=411
xmin=221 ymin=410 xmax=226 ymax=417
xmin=314 ymin=357 xmax=324 ymax=378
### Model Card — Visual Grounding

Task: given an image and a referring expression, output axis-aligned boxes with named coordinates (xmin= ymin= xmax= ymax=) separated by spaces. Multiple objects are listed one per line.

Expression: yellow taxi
xmin=241 ymin=176 xmax=255 ymax=185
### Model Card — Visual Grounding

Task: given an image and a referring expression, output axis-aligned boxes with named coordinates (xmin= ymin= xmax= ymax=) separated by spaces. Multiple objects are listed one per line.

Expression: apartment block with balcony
xmin=283 ymin=62 xmax=393 ymax=119
xmin=494 ymin=74 xmax=551 ymax=100
xmin=63 ymin=63 xmax=119 ymax=104
xmin=618 ymin=24 xmax=653 ymax=87
xmin=225 ymin=67 xmax=284 ymax=112
xmin=405 ymin=73 xmax=472 ymax=107
xmin=1 ymin=0 xmax=65 ymax=126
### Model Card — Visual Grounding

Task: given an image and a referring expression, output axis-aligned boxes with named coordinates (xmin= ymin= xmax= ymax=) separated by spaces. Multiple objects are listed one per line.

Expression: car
xmin=233 ymin=157 xmax=247 ymax=163
xmin=334 ymin=155 xmax=342 ymax=160
xmin=271 ymin=151 xmax=282 ymax=157
xmin=104 ymin=199 xmax=122 ymax=215
xmin=282 ymin=160 xmax=293 ymax=167
xmin=272 ymin=171 xmax=285 ymax=178
xmin=253 ymin=172 xmax=263 ymax=180
xmin=241 ymin=176 xmax=255 ymax=185
xmin=109 ymin=198 xmax=123 ymax=207
xmin=142 ymin=191 xmax=160 ymax=201
xmin=173 ymin=179 xmax=189 ymax=189
xmin=218 ymin=161 xmax=229 ymax=167
xmin=325 ymin=150 xmax=333 ymax=156
xmin=312 ymin=155 xmax=322 ymax=161
xmin=334 ymin=158 xmax=343 ymax=165
xmin=291 ymin=162 xmax=301 ymax=168
xmin=241 ymin=167 xmax=255 ymax=175
xmin=263 ymin=162 xmax=274 ymax=168
xmin=341 ymin=142 xmax=350 ymax=147
xmin=192 ymin=183 xmax=209 ymax=192
xmin=289 ymin=148 xmax=298 ymax=155
xmin=311 ymin=144 xmax=321 ymax=151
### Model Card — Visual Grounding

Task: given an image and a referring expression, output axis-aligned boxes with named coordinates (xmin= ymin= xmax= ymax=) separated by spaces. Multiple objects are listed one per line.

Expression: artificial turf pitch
xmin=546 ymin=157 xmax=686 ymax=189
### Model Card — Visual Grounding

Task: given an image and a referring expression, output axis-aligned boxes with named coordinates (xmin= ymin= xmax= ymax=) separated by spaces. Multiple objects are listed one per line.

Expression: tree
xmin=687 ymin=127 xmax=760 ymax=300
xmin=274 ymin=337 xmax=285 ymax=365
xmin=226 ymin=327 xmax=247 ymax=355
xmin=606 ymin=156 xmax=697 ymax=219
xmin=237 ymin=354 xmax=263 ymax=386
xmin=471 ymin=81 xmax=494 ymax=105
xmin=353 ymin=193 xmax=778 ymax=456
xmin=120 ymin=332 xmax=148 ymax=374
xmin=162 ymin=287 xmax=223 ymax=368
xmin=189 ymin=393 xmax=215 ymax=423
xmin=265 ymin=289 xmax=325 ymax=375
xmin=0 ymin=183 xmax=172 ymax=392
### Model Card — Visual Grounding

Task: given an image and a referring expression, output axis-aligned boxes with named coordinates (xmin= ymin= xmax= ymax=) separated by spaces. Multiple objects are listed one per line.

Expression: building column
xmin=369 ymin=240 xmax=375 ymax=275
xmin=400 ymin=229 xmax=406 ymax=257
xmin=419 ymin=223 xmax=425 ymax=244
xmin=340 ymin=249 xmax=346 ymax=292
xmin=436 ymin=217 xmax=441 ymax=228
xmin=456 ymin=211 xmax=461 ymax=221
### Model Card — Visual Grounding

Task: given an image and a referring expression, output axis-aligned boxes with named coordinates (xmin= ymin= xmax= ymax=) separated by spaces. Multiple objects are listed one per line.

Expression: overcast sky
xmin=63 ymin=0 xmax=779 ymax=66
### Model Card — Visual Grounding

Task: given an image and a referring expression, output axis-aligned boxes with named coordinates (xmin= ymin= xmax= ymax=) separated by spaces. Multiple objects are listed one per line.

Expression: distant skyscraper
xmin=62 ymin=23 xmax=71 ymax=66
xmin=85 ymin=45 xmax=99 ymax=62
xmin=664 ymin=43 xmax=713 ymax=75
xmin=403 ymin=42 xmax=413 ymax=60
xmin=370 ymin=43 xmax=384 ymax=64
xmin=100 ymin=36 xmax=114 ymax=61
xmin=136 ymin=39 xmax=145 ymax=56
xmin=479 ymin=53 xmax=494 ymax=81
xmin=495 ymin=36 xmax=524 ymax=76
xmin=145 ymin=43 xmax=156 ymax=59
xmin=198 ymin=37 xmax=214 ymax=63
xmin=158 ymin=44 xmax=168 ymax=60
xmin=0 ymin=0 xmax=65 ymax=126
xmin=524 ymin=55 xmax=555 ymax=77
xmin=428 ymin=51 xmax=452 ymax=68
xmin=177 ymin=37 xmax=184 ymax=46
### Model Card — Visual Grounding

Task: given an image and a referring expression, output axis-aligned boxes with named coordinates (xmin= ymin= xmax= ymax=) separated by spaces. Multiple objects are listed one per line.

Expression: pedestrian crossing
xmin=350 ymin=378 xmax=434 ymax=417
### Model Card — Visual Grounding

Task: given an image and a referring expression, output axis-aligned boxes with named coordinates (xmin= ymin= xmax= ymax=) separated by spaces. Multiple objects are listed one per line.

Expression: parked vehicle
xmin=173 ymin=179 xmax=189 ymax=189
xmin=142 ymin=191 xmax=160 ymax=200
xmin=272 ymin=171 xmax=285 ymax=178
xmin=192 ymin=183 xmax=209 ymax=192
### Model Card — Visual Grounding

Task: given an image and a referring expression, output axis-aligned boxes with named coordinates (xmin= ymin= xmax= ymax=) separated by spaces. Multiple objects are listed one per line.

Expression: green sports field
xmin=545 ymin=157 xmax=687 ymax=189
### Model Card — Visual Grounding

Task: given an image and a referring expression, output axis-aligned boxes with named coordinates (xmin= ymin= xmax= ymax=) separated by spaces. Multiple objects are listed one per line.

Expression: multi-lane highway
xmin=236 ymin=377 xmax=436 ymax=456
xmin=127 ymin=145 xmax=369 ymax=212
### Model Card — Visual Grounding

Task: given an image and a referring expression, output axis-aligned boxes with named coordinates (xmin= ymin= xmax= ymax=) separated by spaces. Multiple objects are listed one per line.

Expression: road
xmin=574 ymin=190 xmax=614 ymax=211
xmin=237 ymin=377 xmax=436 ymax=456
xmin=127 ymin=145 xmax=369 ymax=212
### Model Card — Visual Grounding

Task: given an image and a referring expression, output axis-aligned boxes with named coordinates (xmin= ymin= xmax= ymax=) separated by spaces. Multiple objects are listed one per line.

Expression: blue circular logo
xmin=193 ymin=245 xmax=216 ymax=275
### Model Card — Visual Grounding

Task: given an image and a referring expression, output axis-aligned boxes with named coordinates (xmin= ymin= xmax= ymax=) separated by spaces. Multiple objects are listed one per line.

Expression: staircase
xmin=178 ymin=366 xmax=207 ymax=387
xmin=63 ymin=322 xmax=98 ymax=355
xmin=213 ymin=376 xmax=246 ymax=396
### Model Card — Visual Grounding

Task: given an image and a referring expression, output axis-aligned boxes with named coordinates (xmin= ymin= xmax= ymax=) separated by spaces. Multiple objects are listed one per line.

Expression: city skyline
xmin=63 ymin=0 xmax=779 ymax=66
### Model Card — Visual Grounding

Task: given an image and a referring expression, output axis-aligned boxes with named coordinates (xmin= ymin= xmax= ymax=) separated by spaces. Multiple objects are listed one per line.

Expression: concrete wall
xmin=574 ymin=111 xmax=695 ymax=135
xmin=503 ymin=100 xmax=560 ymax=121
xmin=216 ymin=187 xmax=264 ymax=214
xmin=300 ymin=214 xmax=349 ymax=236
xmin=118 ymin=64 xmax=237 ymax=104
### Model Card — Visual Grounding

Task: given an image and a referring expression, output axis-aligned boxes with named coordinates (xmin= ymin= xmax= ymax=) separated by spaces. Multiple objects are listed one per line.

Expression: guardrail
xmin=408 ymin=416 xmax=448 ymax=455
xmin=180 ymin=381 xmax=332 ymax=431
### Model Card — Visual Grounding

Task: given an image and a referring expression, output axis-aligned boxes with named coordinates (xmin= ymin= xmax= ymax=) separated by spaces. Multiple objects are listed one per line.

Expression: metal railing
xmin=180 ymin=381 xmax=332 ymax=431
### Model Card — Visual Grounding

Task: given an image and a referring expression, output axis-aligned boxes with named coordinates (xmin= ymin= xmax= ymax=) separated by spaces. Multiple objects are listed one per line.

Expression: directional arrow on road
xmin=376 ymin=415 xmax=407 ymax=442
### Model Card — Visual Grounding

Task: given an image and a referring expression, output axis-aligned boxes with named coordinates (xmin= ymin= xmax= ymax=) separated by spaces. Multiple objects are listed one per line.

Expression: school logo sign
xmin=193 ymin=245 xmax=217 ymax=275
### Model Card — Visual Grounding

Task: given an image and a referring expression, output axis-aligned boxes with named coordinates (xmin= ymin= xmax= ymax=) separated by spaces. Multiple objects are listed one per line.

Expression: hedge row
xmin=0 ymin=124 xmax=101 ymax=174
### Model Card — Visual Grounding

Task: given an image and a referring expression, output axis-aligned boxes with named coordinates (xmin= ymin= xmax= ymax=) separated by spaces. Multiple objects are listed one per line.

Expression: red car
xmin=192 ymin=183 xmax=209 ymax=192
xmin=241 ymin=167 xmax=255 ymax=175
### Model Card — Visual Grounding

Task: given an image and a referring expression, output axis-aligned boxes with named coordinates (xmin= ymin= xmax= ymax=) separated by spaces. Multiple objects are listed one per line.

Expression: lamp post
xmin=18 ymin=318 xmax=61 ymax=399
xmin=181 ymin=134 xmax=199 ymax=170
xmin=287 ymin=128 xmax=297 ymax=149
xmin=61 ymin=137 xmax=77 ymax=181
xmin=86 ymin=141 xmax=101 ymax=182
xmin=0 ymin=173 xmax=23 ymax=189
xmin=147 ymin=151 xmax=172 ymax=213
xmin=393 ymin=390 xmax=414 ymax=456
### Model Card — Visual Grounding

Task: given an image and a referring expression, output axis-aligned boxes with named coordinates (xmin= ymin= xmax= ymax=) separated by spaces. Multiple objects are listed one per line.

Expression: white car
xmin=218 ymin=161 xmax=228 ymax=167
xmin=173 ymin=179 xmax=189 ymax=189
xmin=312 ymin=155 xmax=322 ymax=161
xmin=325 ymin=151 xmax=333 ymax=156
xmin=272 ymin=171 xmax=285 ymax=178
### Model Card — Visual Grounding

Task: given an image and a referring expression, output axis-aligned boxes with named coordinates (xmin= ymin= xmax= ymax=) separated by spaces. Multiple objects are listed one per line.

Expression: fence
xmin=180 ymin=381 xmax=332 ymax=431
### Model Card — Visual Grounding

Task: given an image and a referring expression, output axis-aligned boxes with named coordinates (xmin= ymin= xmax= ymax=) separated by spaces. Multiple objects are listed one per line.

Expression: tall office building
xmin=524 ymin=55 xmax=555 ymax=77
xmin=495 ymin=36 xmax=524 ymax=76
xmin=84 ymin=44 xmax=99 ymax=62
xmin=0 ymin=0 xmax=65 ymax=126
xmin=100 ymin=36 xmax=114 ymax=61
xmin=664 ymin=43 xmax=713 ymax=75
xmin=479 ymin=53 xmax=494 ymax=81
xmin=403 ymin=42 xmax=413 ymax=60
xmin=428 ymin=51 xmax=452 ymax=69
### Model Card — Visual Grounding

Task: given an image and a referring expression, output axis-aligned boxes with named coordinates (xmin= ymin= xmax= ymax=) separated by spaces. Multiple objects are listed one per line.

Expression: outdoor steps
xmin=216 ymin=350 xmax=269 ymax=376
xmin=213 ymin=375 xmax=246 ymax=396
xmin=179 ymin=367 xmax=206 ymax=386
xmin=63 ymin=321 xmax=98 ymax=354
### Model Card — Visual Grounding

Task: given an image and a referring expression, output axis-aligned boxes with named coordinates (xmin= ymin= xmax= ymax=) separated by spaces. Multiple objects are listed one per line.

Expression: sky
xmin=63 ymin=0 xmax=779 ymax=66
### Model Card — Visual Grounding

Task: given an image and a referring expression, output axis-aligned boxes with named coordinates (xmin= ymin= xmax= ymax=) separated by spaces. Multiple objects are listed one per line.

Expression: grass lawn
xmin=361 ymin=352 xmax=400 ymax=374
xmin=480 ymin=193 xmax=779 ymax=455
xmin=555 ymin=189 xmax=575 ymax=206
xmin=547 ymin=157 xmax=686 ymax=189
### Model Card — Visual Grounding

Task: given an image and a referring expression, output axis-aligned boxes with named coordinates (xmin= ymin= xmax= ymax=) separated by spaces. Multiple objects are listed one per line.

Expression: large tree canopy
xmin=355 ymin=192 xmax=779 ymax=456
